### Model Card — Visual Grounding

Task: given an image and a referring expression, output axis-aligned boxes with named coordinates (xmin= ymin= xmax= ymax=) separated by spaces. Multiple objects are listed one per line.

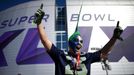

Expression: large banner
xmin=0 ymin=0 xmax=55 ymax=75
xmin=0 ymin=0 xmax=134 ymax=75
xmin=67 ymin=4 xmax=134 ymax=75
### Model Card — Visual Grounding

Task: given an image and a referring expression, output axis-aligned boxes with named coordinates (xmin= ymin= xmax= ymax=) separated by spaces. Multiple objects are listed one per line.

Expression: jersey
xmin=47 ymin=44 xmax=101 ymax=75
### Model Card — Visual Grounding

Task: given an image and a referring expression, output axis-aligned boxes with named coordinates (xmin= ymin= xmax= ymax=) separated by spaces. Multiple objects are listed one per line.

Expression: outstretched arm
xmin=100 ymin=21 xmax=123 ymax=59
xmin=100 ymin=36 xmax=117 ymax=59
xmin=37 ymin=23 xmax=52 ymax=51
xmin=34 ymin=4 xmax=52 ymax=51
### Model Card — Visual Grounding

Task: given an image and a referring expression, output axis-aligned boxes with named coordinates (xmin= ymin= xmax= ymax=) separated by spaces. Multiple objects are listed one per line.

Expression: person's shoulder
xmin=49 ymin=43 xmax=65 ymax=53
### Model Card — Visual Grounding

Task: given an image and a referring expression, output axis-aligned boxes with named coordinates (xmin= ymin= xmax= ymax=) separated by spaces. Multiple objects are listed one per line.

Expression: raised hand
xmin=33 ymin=3 xmax=45 ymax=25
xmin=113 ymin=21 xmax=123 ymax=41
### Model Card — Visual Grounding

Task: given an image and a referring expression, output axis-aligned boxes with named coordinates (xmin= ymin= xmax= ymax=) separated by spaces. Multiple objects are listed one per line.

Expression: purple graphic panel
xmin=0 ymin=29 xmax=24 ymax=67
xmin=100 ymin=26 xmax=114 ymax=39
xmin=16 ymin=28 xmax=53 ymax=65
xmin=79 ymin=27 xmax=92 ymax=52
xmin=101 ymin=26 xmax=134 ymax=62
